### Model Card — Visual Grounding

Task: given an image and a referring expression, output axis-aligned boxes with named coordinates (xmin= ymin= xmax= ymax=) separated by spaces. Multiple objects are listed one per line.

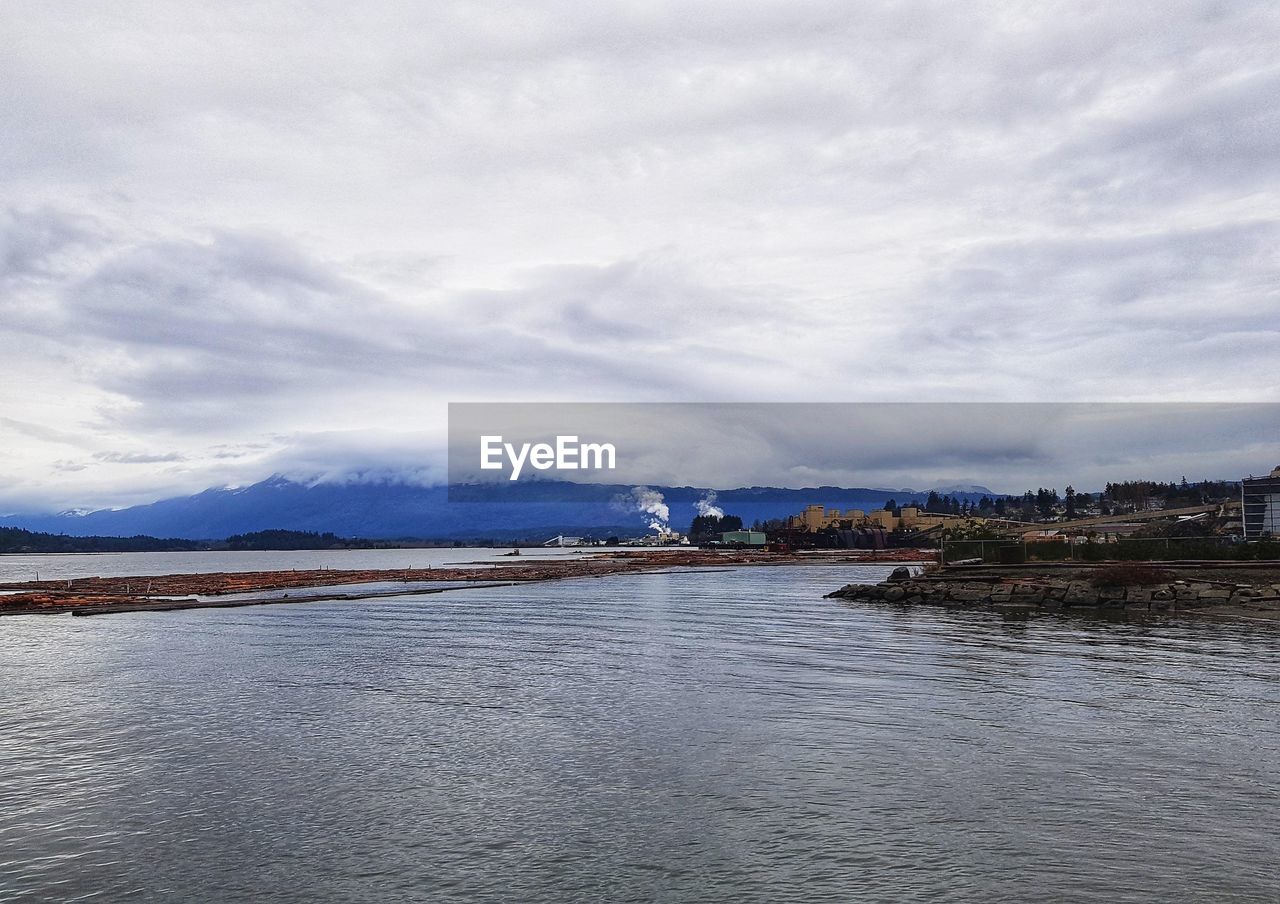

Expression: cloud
xmin=93 ymin=451 xmax=187 ymax=464
xmin=1 ymin=1 xmax=1279 ymax=509
xmin=447 ymin=401 xmax=1280 ymax=495
xmin=0 ymin=416 xmax=86 ymax=446
xmin=0 ymin=207 xmax=97 ymax=284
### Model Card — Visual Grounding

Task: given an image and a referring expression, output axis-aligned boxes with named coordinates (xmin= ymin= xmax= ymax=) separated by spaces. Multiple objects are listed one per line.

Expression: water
xmin=2 ymin=563 xmax=1278 ymax=902
xmin=0 ymin=547 xmax=592 ymax=582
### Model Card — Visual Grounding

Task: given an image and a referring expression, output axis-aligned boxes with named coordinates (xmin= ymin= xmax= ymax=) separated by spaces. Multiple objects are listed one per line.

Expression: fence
xmin=940 ymin=536 xmax=1268 ymax=565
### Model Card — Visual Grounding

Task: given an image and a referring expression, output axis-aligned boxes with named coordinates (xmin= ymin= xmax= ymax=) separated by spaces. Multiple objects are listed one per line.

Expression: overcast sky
xmin=3 ymin=1 xmax=1279 ymax=511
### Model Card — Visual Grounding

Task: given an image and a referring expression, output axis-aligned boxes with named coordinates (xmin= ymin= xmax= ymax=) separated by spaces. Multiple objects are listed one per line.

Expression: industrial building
xmin=790 ymin=504 xmax=865 ymax=531
xmin=1242 ymin=466 xmax=1280 ymax=539
xmin=787 ymin=504 xmax=961 ymax=533
xmin=720 ymin=530 xmax=767 ymax=547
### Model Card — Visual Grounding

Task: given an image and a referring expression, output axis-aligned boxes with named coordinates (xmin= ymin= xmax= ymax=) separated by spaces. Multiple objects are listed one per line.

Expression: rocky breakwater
xmin=826 ymin=564 xmax=1280 ymax=619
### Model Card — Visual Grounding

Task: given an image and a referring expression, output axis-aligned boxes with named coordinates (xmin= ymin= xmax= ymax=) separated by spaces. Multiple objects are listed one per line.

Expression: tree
xmin=1064 ymin=485 xmax=1077 ymax=519
xmin=689 ymin=513 xmax=743 ymax=540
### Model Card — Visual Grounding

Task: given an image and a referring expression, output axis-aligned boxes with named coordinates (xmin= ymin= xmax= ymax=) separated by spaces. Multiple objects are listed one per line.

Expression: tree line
xmin=0 ymin=526 xmax=206 ymax=554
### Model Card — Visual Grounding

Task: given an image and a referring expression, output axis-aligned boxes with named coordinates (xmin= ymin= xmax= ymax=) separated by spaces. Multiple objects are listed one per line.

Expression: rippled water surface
xmin=2 ymin=563 xmax=1279 ymax=902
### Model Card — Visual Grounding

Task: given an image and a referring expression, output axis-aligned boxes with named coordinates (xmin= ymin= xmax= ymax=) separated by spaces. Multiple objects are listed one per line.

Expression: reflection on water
xmin=1 ymin=564 xmax=1278 ymax=902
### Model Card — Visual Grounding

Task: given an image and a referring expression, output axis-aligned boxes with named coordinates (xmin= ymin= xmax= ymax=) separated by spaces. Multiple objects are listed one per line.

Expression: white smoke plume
xmin=628 ymin=486 xmax=669 ymax=534
xmin=693 ymin=491 xmax=724 ymax=520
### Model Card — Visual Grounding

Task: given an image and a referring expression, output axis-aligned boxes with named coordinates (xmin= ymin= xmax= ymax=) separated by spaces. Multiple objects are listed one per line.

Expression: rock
xmin=883 ymin=586 xmax=906 ymax=602
xmin=1065 ymin=581 xmax=1098 ymax=606
xmin=950 ymin=584 xmax=992 ymax=602
xmin=887 ymin=566 xmax=912 ymax=583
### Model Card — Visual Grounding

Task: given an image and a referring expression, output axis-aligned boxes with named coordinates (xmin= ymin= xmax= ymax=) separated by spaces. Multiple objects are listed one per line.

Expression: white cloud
xmin=1 ymin=0 xmax=1279 ymax=509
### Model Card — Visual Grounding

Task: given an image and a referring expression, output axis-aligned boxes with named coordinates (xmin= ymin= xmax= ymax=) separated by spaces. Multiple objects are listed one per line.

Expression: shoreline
xmin=0 ymin=548 xmax=931 ymax=617
xmin=827 ymin=563 xmax=1280 ymax=623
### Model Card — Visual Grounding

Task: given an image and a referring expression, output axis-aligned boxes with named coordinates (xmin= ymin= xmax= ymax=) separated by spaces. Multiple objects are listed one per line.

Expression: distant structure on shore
xmin=1242 ymin=466 xmax=1280 ymax=540
xmin=787 ymin=504 xmax=960 ymax=534
xmin=720 ymin=530 xmax=767 ymax=548
xmin=543 ymin=535 xmax=586 ymax=547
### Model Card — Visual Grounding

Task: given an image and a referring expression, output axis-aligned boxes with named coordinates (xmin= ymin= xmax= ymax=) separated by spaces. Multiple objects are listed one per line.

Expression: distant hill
xmin=0 ymin=526 xmax=205 ymax=554
xmin=1 ymin=476 xmax=1001 ymax=541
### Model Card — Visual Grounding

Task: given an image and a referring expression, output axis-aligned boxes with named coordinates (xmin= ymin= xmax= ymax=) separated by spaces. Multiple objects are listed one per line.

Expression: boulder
xmin=1065 ymin=581 xmax=1098 ymax=606
xmin=887 ymin=566 xmax=912 ymax=583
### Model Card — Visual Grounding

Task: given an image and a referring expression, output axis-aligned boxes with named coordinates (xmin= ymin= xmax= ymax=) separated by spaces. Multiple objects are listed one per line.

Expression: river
xmin=1 ymin=557 xmax=1277 ymax=902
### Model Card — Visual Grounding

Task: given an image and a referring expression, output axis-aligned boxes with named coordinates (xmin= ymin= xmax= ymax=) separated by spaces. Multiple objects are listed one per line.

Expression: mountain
xmin=915 ymin=483 xmax=996 ymax=495
xmin=0 ymin=476 xmax=1002 ymax=541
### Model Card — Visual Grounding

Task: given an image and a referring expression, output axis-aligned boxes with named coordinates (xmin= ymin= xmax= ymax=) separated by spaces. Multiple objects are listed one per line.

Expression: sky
xmin=446 ymin=403 xmax=1280 ymax=496
xmin=2 ymin=1 xmax=1279 ymax=511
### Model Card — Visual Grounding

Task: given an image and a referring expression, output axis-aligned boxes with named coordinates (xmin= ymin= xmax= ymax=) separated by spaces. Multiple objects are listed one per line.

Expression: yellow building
xmin=789 ymin=504 xmax=867 ymax=531
xmin=789 ymin=503 xmax=968 ymax=533
xmin=867 ymin=509 xmax=896 ymax=529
